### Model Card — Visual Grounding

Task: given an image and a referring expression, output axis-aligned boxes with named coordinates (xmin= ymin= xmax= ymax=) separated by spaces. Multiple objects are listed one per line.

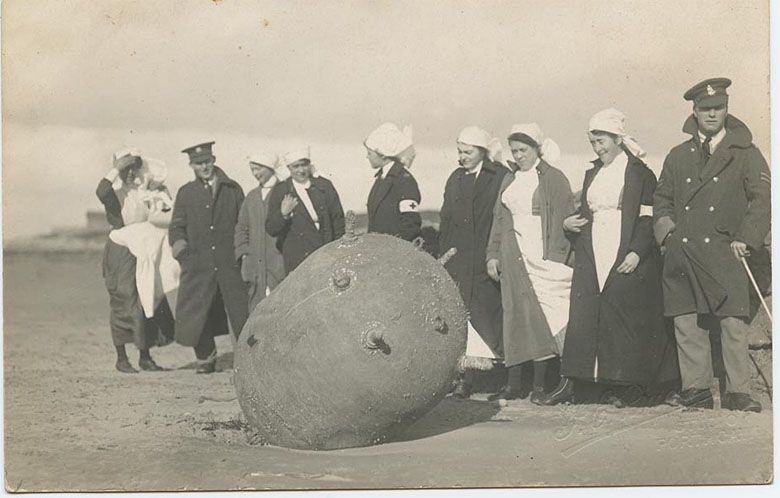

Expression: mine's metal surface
xmin=234 ymin=220 xmax=467 ymax=450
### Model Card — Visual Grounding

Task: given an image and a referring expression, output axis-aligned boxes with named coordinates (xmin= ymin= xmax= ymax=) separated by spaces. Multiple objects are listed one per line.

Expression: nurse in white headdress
xmin=364 ymin=123 xmax=422 ymax=241
xmin=97 ymin=149 xmax=175 ymax=373
xmin=549 ymin=109 xmax=677 ymax=406
xmin=485 ymin=123 xmax=576 ymax=403
xmin=440 ymin=126 xmax=511 ymax=398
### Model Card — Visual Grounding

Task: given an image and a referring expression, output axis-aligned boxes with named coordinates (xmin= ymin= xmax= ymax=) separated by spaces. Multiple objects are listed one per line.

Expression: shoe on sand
xmin=488 ymin=386 xmax=526 ymax=402
xmin=665 ymin=388 xmax=713 ymax=409
xmin=451 ymin=379 xmax=471 ymax=399
xmin=539 ymin=378 xmax=573 ymax=406
xmin=139 ymin=358 xmax=165 ymax=372
xmin=722 ymin=392 xmax=762 ymax=413
xmin=116 ymin=359 xmax=139 ymax=374
xmin=529 ymin=387 xmax=546 ymax=406
xmin=196 ymin=361 xmax=216 ymax=374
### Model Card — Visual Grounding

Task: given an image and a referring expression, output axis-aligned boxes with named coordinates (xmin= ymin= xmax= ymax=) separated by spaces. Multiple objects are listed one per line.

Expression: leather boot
xmin=722 ymin=392 xmax=762 ymax=413
xmin=115 ymin=359 xmax=138 ymax=374
xmin=196 ymin=361 xmax=216 ymax=374
xmin=539 ymin=377 xmax=573 ymax=406
xmin=487 ymin=385 xmax=525 ymax=402
xmin=664 ymin=388 xmax=713 ymax=409
xmin=451 ymin=378 xmax=471 ymax=399
xmin=139 ymin=358 xmax=165 ymax=372
xmin=529 ymin=387 xmax=546 ymax=405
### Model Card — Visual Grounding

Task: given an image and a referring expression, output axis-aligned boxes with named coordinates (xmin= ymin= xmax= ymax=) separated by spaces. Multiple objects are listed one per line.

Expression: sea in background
xmin=2 ymin=121 xmax=666 ymax=241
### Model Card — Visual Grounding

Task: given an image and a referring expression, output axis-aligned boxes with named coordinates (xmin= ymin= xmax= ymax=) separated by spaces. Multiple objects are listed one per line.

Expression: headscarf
xmin=282 ymin=146 xmax=311 ymax=167
xmin=113 ymin=146 xmax=141 ymax=163
xmin=507 ymin=123 xmax=561 ymax=165
xmin=112 ymin=146 xmax=143 ymax=178
xmin=588 ymin=108 xmax=646 ymax=159
xmin=365 ymin=122 xmax=416 ymax=169
xmin=249 ymin=151 xmax=280 ymax=173
xmin=457 ymin=126 xmax=503 ymax=163
xmin=365 ymin=123 xmax=413 ymax=157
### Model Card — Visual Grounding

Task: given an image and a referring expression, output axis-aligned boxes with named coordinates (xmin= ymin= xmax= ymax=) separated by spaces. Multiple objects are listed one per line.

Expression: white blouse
xmin=587 ymin=151 xmax=628 ymax=213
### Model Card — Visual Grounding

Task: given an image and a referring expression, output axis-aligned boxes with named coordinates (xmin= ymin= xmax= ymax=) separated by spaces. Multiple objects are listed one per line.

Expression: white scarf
xmin=293 ymin=179 xmax=319 ymax=228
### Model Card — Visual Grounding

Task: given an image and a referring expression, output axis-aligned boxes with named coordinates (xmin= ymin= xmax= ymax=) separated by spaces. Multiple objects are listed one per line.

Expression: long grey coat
xmin=486 ymin=160 xmax=575 ymax=367
xmin=169 ymin=166 xmax=249 ymax=347
xmin=234 ymin=186 xmax=286 ymax=312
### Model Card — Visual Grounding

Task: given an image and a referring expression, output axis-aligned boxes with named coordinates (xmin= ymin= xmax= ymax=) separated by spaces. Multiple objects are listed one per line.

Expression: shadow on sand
xmin=393 ymin=397 xmax=501 ymax=443
xmin=178 ymin=351 xmax=235 ymax=372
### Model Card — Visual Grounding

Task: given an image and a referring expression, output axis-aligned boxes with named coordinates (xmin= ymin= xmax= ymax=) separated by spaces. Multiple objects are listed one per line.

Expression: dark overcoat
xmin=439 ymin=160 xmax=509 ymax=354
xmin=367 ymin=161 xmax=422 ymax=241
xmin=486 ymin=160 xmax=575 ymax=366
xmin=561 ymin=152 xmax=679 ymax=385
xmin=653 ymin=115 xmax=771 ymax=318
xmin=266 ymin=176 xmax=345 ymax=275
xmin=234 ymin=186 xmax=286 ymax=312
xmin=169 ymin=166 xmax=249 ymax=347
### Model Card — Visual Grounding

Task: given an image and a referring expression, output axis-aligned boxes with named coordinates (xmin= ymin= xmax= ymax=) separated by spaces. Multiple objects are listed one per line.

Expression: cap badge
xmin=195 ymin=146 xmax=203 ymax=153
xmin=706 ymin=85 xmax=715 ymax=96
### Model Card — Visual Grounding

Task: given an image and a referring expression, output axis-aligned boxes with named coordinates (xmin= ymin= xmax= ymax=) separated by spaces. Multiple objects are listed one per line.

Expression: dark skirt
xmin=102 ymin=239 xmax=174 ymax=349
xmin=562 ymin=248 xmax=679 ymax=386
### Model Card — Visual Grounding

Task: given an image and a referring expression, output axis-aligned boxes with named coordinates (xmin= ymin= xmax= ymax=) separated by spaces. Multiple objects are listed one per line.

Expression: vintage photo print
xmin=1 ymin=0 xmax=773 ymax=493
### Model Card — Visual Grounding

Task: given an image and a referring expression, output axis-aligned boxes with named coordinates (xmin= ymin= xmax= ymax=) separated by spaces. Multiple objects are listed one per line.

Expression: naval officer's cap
xmin=684 ymin=78 xmax=731 ymax=107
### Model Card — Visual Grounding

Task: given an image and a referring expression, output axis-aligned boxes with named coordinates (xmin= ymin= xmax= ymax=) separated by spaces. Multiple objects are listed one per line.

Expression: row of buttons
xmin=681 ymin=237 xmax=711 ymax=244
xmin=684 ymin=206 xmax=715 ymax=212
xmin=686 ymin=176 xmax=719 ymax=183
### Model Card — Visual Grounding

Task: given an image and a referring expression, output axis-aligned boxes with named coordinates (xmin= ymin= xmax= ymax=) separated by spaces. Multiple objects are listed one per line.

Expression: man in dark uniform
xmin=364 ymin=122 xmax=422 ymax=241
xmin=169 ymin=142 xmax=249 ymax=374
xmin=439 ymin=126 xmax=509 ymax=398
xmin=654 ymin=78 xmax=770 ymax=412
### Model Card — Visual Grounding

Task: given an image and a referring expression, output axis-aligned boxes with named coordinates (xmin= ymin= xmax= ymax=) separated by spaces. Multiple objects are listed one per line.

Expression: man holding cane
xmin=654 ymin=78 xmax=770 ymax=412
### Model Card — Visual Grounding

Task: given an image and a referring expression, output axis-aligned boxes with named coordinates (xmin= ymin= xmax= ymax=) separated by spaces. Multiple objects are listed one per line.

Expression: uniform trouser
xmin=194 ymin=330 xmax=216 ymax=363
xmin=192 ymin=290 xmax=234 ymax=364
xmin=673 ymin=313 xmax=750 ymax=394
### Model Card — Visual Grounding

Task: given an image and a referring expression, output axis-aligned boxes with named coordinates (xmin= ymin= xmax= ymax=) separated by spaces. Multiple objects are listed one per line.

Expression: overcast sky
xmin=1 ymin=0 xmax=770 ymax=238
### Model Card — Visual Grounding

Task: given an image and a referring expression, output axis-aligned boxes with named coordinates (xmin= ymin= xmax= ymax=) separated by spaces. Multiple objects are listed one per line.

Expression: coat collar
xmin=196 ymin=166 xmax=239 ymax=192
xmin=460 ymin=159 xmax=499 ymax=176
xmin=507 ymin=158 xmax=550 ymax=175
xmin=536 ymin=159 xmax=552 ymax=175
xmin=681 ymin=114 xmax=752 ymax=187
xmin=375 ymin=161 xmax=404 ymax=179
xmin=285 ymin=175 xmax=326 ymax=192
xmin=682 ymin=113 xmax=754 ymax=149
xmin=589 ymin=149 xmax=644 ymax=170
xmin=211 ymin=166 xmax=239 ymax=188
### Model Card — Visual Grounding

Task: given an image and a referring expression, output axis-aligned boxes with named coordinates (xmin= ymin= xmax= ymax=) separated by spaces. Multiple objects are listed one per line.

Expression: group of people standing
xmin=444 ymin=78 xmax=769 ymax=413
xmin=96 ymin=123 xmax=420 ymax=374
xmin=97 ymin=77 xmax=769 ymax=413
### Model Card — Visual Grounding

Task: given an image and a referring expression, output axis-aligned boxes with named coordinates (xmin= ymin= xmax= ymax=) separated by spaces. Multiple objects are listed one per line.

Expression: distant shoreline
xmin=4 ymin=210 xmax=442 ymax=254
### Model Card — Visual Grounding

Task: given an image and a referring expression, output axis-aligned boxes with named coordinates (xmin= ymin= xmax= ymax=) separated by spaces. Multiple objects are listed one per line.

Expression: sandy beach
xmin=2 ymin=251 xmax=772 ymax=491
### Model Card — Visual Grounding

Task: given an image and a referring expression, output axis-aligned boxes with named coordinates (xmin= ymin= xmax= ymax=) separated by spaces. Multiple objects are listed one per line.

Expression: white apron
xmin=503 ymin=167 xmax=573 ymax=356
xmin=587 ymin=152 xmax=628 ymax=291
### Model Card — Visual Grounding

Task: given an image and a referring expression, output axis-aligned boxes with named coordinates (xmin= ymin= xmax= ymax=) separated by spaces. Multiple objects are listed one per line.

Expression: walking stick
xmin=741 ymin=256 xmax=772 ymax=323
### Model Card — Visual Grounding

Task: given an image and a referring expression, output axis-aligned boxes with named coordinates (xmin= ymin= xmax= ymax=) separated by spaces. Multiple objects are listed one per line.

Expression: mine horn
xmin=438 ymin=247 xmax=457 ymax=266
